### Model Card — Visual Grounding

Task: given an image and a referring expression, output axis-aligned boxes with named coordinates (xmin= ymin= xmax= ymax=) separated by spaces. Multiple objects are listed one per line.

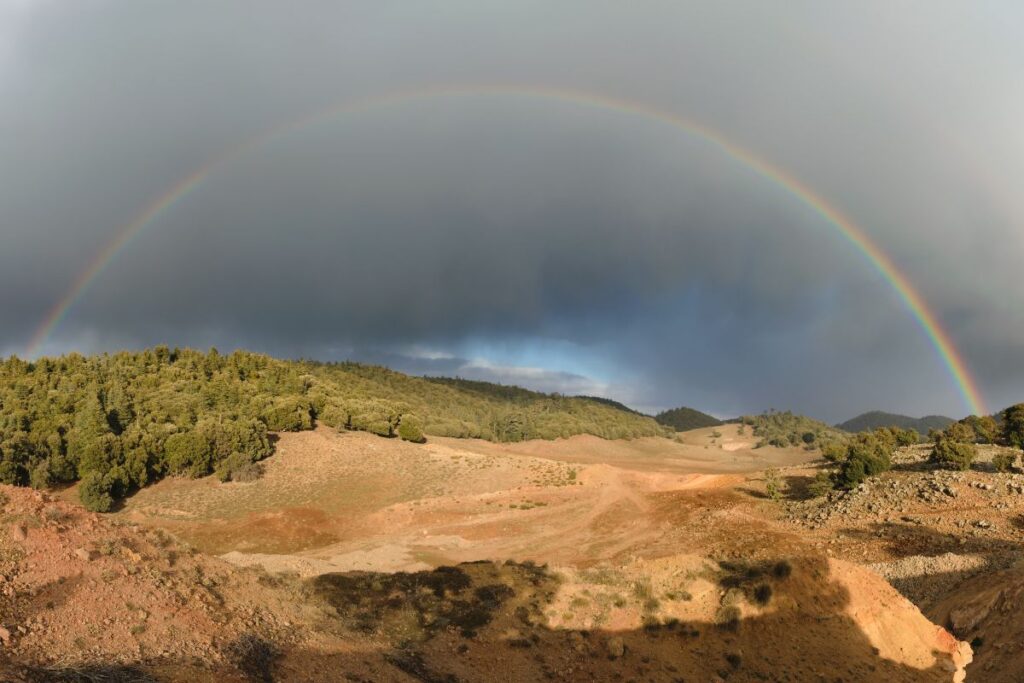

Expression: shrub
xmin=346 ymin=399 xmax=401 ymax=437
xmin=260 ymin=398 xmax=312 ymax=432
xmin=397 ymin=415 xmax=426 ymax=444
xmin=807 ymin=471 xmax=834 ymax=498
xmin=489 ymin=410 xmax=528 ymax=443
xmin=764 ymin=468 xmax=782 ymax=501
xmin=961 ymin=415 xmax=999 ymax=444
xmin=318 ymin=403 xmax=351 ymax=430
xmin=930 ymin=437 xmax=977 ymax=471
xmin=29 ymin=461 xmax=53 ymax=489
xmin=835 ymin=434 xmax=892 ymax=489
xmin=225 ymin=634 xmax=279 ymax=683
xmin=79 ymin=471 xmax=115 ymax=512
xmin=1004 ymin=404 xmax=1024 ymax=449
xmin=992 ymin=450 xmax=1017 ymax=473
xmin=894 ymin=429 xmax=919 ymax=447
xmin=215 ymin=452 xmax=264 ymax=482
xmin=0 ymin=460 xmax=28 ymax=486
xmin=944 ymin=422 xmax=976 ymax=444
xmin=821 ymin=442 xmax=846 ymax=463
xmin=164 ymin=431 xmax=213 ymax=478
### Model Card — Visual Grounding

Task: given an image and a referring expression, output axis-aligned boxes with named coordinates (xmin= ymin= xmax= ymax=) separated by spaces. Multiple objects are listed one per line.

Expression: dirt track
xmin=115 ymin=425 xmax=810 ymax=573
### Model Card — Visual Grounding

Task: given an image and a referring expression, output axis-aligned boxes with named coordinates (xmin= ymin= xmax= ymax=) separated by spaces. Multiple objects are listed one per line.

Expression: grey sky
xmin=1 ymin=1 xmax=1021 ymax=420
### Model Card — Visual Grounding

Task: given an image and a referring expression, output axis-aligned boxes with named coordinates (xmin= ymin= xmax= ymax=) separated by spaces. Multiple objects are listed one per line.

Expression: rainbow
xmin=25 ymin=84 xmax=987 ymax=416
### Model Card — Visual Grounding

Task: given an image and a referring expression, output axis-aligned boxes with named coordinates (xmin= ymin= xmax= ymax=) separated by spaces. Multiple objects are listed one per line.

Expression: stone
xmin=0 ymin=625 xmax=9 ymax=645
xmin=9 ymin=524 xmax=26 ymax=542
xmin=606 ymin=636 xmax=625 ymax=659
xmin=74 ymin=547 xmax=97 ymax=562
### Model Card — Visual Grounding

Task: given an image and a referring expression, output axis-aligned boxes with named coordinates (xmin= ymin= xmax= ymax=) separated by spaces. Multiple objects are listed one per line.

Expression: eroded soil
xmin=3 ymin=425 xmax=1003 ymax=681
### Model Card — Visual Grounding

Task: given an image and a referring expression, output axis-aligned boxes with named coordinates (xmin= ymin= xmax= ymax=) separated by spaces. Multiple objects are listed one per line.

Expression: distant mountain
xmin=655 ymin=406 xmax=722 ymax=432
xmin=836 ymin=411 xmax=954 ymax=435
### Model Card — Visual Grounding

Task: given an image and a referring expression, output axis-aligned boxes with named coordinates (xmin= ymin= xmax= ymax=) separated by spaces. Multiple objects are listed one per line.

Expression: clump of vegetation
xmin=764 ymin=468 xmax=783 ymax=501
xmin=893 ymin=428 xmax=920 ymax=447
xmin=930 ymin=434 xmax=977 ymax=471
xmin=1004 ymin=404 xmax=1024 ymax=449
xmin=0 ymin=348 xmax=664 ymax=510
xmin=741 ymin=410 xmax=845 ymax=451
xmin=397 ymin=415 xmax=426 ymax=443
xmin=958 ymin=415 xmax=1000 ymax=444
xmin=807 ymin=471 xmax=835 ymax=498
xmin=834 ymin=431 xmax=895 ymax=489
xmin=632 ymin=578 xmax=660 ymax=613
xmin=819 ymin=426 xmax=917 ymax=491
xmin=225 ymin=634 xmax=280 ymax=683
xmin=215 ymin=452 xmax=265 ymax=482
xmin=993 ymin=449 xmax=1018 ymax=473
xmin=821 ymin=441 xmax=847 ymax=462
xmin=78 ymin=471 xmax=115 ymax=513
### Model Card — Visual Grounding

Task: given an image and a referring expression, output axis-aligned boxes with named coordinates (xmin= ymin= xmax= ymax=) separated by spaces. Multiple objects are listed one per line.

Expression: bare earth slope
xmin=2 ymin=427 xmax=975 ymax=681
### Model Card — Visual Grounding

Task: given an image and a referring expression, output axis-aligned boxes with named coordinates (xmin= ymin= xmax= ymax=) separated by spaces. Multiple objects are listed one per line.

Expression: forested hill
xmin=0 ymin=348 xmax=665 ymax=511
xmin=836 ymin=411 xmax=954 ymax=435
xmin=654 ymin=406 xmax=722 ymax=431
xmin=741 ymin=410 xmax=846 ymax=450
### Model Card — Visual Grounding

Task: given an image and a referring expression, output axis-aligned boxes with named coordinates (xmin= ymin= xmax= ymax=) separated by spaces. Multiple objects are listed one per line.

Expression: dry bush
xmin=225 ymin=633 xmax=280 ymax=683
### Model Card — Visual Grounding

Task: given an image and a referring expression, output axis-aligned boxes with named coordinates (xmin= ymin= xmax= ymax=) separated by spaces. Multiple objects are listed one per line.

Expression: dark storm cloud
xmin=1 ymin=1 xmax=1021 ymax=420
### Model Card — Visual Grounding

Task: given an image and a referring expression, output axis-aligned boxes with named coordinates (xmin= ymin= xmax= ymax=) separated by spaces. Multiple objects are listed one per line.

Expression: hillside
xmin=0 ymin=348 xmax=665 ymax=512
xmin=654 ymin=406 xmax=722 ymax=431
xmin=741 ymin=410 xmax=846 ymax=450
xmin=837 ymin=411 xmax=954 ymax=435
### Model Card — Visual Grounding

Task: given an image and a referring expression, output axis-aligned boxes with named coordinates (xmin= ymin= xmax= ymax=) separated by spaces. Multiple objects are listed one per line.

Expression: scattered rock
xmin=74 ymin=547 xmax=97 ymax=562
xmin=9 ymin=524 xmax=27 ymax=542
xmin=0 ymin=625 xmax=10 ymax=645
xmin=605 ymin=636 xmax=625 ymax=659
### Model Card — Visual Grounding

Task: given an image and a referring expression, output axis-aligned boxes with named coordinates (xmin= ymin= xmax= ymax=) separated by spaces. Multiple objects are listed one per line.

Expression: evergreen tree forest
xmin=0 ymin=348 xmax=666 ymax=511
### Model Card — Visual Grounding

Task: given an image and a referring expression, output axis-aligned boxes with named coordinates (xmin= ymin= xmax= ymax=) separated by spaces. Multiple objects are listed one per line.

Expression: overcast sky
xmin=1 ymin=1 xmax=1021 ymax=421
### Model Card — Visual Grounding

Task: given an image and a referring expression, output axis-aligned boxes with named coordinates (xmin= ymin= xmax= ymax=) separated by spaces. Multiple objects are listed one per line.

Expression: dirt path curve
xmin=224 ymin=461 xmax=742 ymax=575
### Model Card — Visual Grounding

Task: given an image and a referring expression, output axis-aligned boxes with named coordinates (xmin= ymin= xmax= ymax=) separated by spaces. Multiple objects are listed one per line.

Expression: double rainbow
xmin=25 ymin=84 xmax=987 ymax=416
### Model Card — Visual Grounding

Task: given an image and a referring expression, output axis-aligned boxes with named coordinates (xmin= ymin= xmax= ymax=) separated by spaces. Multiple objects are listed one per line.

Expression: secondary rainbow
xmin=25 ymin=84 xmax=987 ymax=416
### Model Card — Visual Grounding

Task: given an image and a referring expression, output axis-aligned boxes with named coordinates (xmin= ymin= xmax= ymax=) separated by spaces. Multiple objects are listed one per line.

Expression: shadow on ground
xmin=3 ymin=556 xmax=964 ymax=683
